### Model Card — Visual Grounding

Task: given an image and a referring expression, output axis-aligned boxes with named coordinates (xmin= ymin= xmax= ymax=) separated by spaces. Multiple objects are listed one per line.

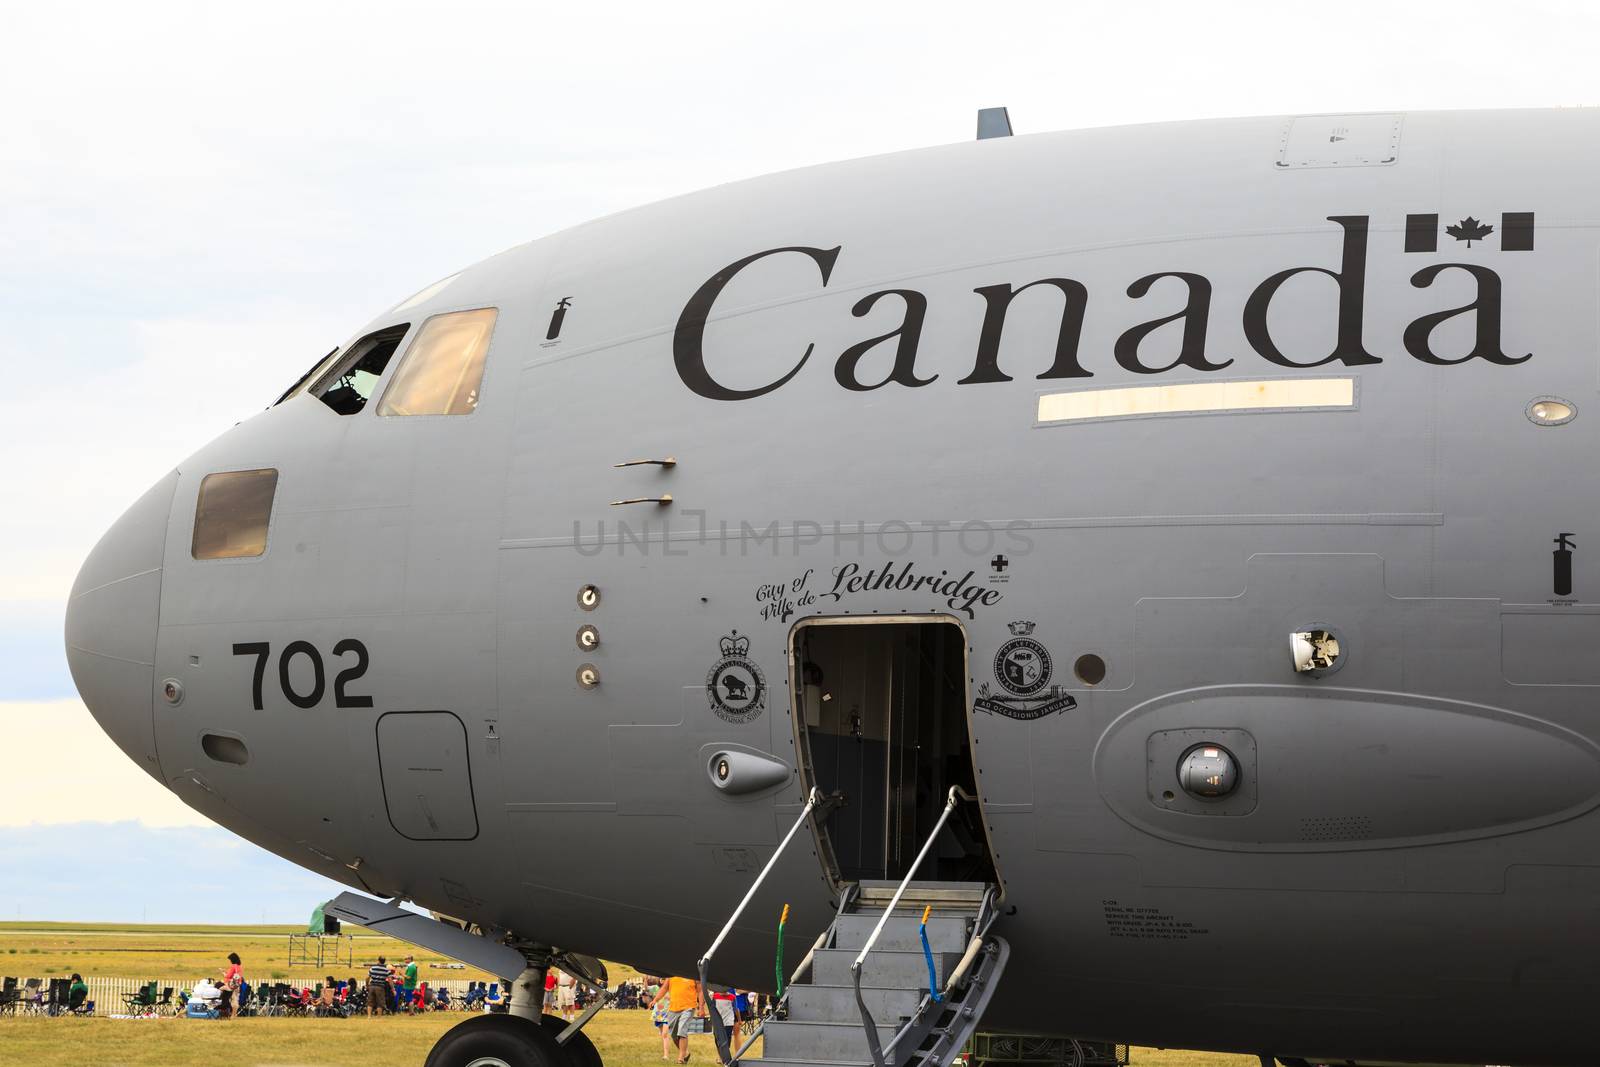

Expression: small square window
xmin=192 ymin=469 xmax=279 ymax=560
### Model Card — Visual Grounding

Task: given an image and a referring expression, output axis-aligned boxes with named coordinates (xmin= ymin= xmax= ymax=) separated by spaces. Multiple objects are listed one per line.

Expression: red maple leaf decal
xmin=1446 ymin=216 xmax=1494 ymax=246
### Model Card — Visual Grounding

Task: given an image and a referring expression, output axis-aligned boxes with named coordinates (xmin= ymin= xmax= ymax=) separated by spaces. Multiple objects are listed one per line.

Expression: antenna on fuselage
xmin=977 ymin=107 xmax=1013 ymax=140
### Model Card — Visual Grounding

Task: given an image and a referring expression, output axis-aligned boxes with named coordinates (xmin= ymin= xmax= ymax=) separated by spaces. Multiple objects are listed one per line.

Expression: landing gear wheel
xmin=423 ymin=1013 xmax=565 ymax=1067
xmin=541 ymin=1013 xmax=603 ymax=1067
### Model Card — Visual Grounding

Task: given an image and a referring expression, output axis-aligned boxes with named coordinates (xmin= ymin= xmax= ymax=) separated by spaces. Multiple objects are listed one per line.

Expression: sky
xmin=4 ymin=0 xmax=1600 ymax=922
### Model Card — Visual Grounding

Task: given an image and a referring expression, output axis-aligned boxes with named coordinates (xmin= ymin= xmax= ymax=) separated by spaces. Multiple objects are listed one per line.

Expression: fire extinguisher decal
xmin=546 ymin=297 xmax=572 ymax=341
xmin=1554 ymin=533 xmax=1575 ymax=597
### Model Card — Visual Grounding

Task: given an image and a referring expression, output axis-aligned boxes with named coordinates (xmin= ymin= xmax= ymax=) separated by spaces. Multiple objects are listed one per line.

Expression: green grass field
xmin=0 ymin=1010 xmax=1255 ymax=1067
xmin=0 ymin=923 xmax=1255 ymax=1067
xmin=0 ymin=921 xmax=504 ymax=985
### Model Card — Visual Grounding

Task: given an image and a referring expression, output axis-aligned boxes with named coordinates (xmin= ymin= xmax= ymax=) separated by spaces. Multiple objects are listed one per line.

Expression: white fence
xmin=1 ymin=974 xmax=501 ymax=1016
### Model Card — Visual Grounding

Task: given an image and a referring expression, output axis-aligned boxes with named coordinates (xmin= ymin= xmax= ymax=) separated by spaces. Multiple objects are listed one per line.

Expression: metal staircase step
xmin=855 ymin=880 xmax=987 ymax=910
xmin=762 ymin=1019 xmax=904 ymax=1061
xmin=812 ymin=946 xmax=961 ymax=987
xmin=785 ymin=982 xmax=924 ymax=1023
xmin=833 ymin=913 xmax=971 ymax=953
xmin=742 ymin=1058 xmax=871 ymax=1067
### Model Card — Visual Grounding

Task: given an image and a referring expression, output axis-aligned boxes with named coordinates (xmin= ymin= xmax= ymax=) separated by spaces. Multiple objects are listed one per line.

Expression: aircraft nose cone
xmin=64 ymin=471 xmax=178 ymax=784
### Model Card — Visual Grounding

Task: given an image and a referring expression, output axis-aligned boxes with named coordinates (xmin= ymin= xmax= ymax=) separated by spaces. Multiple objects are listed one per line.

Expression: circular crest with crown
xmin=706 ymin=629 xmax=766 ymax=723
xmin=974 ymin=620 xmax=1076 ymax=720
xmin=994 ymin=620 xmax=1051 ymax=697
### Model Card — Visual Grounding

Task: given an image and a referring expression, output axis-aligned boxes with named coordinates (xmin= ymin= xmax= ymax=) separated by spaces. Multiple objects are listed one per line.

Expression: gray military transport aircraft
xmin=66 ymin=106 xmax=1600 ymax=1067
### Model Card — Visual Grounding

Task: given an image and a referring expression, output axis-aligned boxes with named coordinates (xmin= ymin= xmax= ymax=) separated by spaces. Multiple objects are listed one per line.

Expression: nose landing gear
xmin=423 ymin=1007 xmax=605 ymax=1067
xmin=423 ymin=1013 xmax=564 ymax=1067
xmin=424 ymin=952 xmax=607 ymax=1067
xmin=543 ymin=1014 xmax=604 ymax=1067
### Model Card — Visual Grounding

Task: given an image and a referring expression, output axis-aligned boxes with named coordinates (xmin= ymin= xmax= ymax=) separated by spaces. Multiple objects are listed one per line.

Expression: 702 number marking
xmin=232 ymin=639 xmax=372 ymax=710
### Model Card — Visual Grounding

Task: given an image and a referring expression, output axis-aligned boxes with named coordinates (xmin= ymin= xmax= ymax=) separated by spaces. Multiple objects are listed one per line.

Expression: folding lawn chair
xmin=122 ymin=980 xmax=157 ymax=1015
xmin=44 ymin=978 xmax=68 ymax=1016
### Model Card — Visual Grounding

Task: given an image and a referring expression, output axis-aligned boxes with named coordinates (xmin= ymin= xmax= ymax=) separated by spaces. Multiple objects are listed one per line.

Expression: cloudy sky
xmin=4 ymin=0 xmax=1598 ymax=921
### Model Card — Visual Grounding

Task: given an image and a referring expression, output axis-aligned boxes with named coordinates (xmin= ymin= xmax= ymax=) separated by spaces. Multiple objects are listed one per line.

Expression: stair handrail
xmin=939 ymin=883 xmax=1001 ymax=999
xmin=880 ymin=883 xmax=1001 ymax=1066
xmin=726 ymin=883 xmax=859 ymax=1065
xmin=698 ymin=786 xmax=831 ymax=1066
xmin=850 ymin=785 xmax=975 ymax=1067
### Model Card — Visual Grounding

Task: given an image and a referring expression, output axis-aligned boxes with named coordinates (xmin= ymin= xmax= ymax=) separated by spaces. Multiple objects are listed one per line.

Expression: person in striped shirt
xmin=367 ymin=957 xmax=392 ymax=1016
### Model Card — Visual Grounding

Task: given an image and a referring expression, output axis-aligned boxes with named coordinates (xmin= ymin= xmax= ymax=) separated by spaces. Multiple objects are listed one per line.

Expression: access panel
xmin=376 ymin=711 xmax=479 ymax=840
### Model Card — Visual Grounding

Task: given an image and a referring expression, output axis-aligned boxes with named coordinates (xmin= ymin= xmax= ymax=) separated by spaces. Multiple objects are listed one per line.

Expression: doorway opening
xmin=790 ymin=616 xmax=996 ymax=887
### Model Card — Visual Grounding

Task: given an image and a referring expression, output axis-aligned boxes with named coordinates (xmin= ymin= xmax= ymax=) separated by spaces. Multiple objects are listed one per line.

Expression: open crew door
xmin=789 ymin=616 xmax=997 ymax=887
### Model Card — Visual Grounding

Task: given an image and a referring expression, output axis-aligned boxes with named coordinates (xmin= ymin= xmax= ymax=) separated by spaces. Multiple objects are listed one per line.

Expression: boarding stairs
xmin=700 ymin=789 xmax=1010 ymax=1067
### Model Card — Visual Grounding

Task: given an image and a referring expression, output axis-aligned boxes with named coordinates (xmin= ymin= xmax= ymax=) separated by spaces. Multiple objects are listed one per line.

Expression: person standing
xmin=367 ymin=956 xmax=392 ymax=1016
xmin=649 ymin=977 xmax=672 ymax=1060
xmin=402 ymin=955 xmax=419 ymax=1013
xmin=221 ymin=953 xmax=243 ymax=1019
xmin=709 ymin=986 xmax=736 ymax=1047
xmin=649 ymin=975 xmax=705 ymax=1065
xmin=557 ymin=968 xmax=577 ymax=1021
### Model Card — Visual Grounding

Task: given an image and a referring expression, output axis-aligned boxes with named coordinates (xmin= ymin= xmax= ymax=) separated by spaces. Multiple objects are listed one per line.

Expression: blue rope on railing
xmin=918 ymin=905 xmax=942 ymax=1003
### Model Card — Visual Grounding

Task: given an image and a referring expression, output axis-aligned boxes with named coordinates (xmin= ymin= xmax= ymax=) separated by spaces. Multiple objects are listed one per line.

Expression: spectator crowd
xmin=2 ymin=949 xmax=770 ymax=1049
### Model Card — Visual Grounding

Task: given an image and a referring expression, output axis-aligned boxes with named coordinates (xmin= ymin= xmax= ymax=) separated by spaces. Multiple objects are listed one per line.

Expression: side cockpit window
xmin=378 ymin=308 xmax=497 ymax=417
xmin=275 ymin=347 xmax=339 ymax=406
xmin=308 ymin=324 xmax=410 ymax=415
xmin=193 ymin=469 xmax=279 ymax=560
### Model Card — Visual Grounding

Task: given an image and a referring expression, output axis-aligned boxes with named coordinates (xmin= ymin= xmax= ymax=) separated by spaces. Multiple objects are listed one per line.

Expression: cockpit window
xmin=377 ymin=308 xmax=497 ymax=417
xmin=308 ymin=324 xmax=410 ymax=415
xmin=275 ymin=347 xmax=340 ymax=406
xmin=192 ymin=469 xmax=279 ymax=560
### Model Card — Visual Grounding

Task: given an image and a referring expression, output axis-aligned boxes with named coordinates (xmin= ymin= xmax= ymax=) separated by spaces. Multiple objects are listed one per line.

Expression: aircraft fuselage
xmin=67 ymin=108 xmax=1600 ymax=1065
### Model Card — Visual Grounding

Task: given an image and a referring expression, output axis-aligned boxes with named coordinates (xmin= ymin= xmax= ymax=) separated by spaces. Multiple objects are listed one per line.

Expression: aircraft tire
xmin=541 ymin=1013 xmax=604 ymax=1067
xmin=423 ymin=1012 xmax=564 ymax=1067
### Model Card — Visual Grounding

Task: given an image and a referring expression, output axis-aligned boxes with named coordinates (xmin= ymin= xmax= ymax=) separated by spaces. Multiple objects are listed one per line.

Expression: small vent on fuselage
xmin=201 ymin=733 xmax=249 ymax=766
xmin=1297 ymin=815 xmax=1373 ymax=843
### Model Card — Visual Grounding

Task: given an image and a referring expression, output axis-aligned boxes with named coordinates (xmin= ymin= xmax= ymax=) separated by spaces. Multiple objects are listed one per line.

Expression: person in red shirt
xmin=544 ymin=970 xmax=559 ymax=1014
xmin=221 ymin=953 xmax=243 ymax=1019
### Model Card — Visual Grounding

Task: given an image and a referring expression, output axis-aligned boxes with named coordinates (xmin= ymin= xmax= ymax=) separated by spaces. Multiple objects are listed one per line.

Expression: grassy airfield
xmin=0 ymin=1013 xmax=1256 ymax=1067
xmin=0 ymin=921 xmax=502 ymax=984
xmin=0 ymin=923 xmax=1254 ymax=1067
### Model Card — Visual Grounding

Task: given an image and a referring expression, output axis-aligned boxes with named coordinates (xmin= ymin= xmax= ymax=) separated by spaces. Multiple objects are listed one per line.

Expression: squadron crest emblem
xmin=974 ymin=621 xmax=1077 ymax=720
xmin=706 ymin=630 xmax=766 ymax=723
